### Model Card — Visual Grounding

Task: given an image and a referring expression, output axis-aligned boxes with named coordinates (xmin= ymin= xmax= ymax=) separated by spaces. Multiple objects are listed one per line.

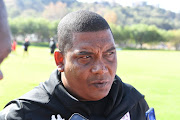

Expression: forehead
xmin=71 ymin=29 xmax=115 ymax=50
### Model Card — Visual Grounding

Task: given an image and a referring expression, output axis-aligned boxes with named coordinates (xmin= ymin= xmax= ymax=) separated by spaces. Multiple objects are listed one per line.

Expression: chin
xmin=92 ymin=90 xmax=110 ymax=101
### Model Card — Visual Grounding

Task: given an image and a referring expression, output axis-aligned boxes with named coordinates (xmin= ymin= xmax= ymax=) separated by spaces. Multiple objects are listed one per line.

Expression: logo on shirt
xmin=50 ymin=112 xmax=130 ymax=120
xmin=120 ymin=112 xmax=130 ymax=120
xmin=51 ymin=114 xmax=64 ymax=120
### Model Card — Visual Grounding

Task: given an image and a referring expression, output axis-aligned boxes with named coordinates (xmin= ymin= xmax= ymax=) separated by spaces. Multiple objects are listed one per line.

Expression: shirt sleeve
xmin=0 ymin=101 xmax=24 ymax=120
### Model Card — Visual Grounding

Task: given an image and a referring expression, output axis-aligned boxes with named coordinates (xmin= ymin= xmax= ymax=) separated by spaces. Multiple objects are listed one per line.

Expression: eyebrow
xmin=105 ymin=46 xmax=116 ymax=53
xmin=76 ymin=51 xmax=93 ymax=55
xmin=76 ymin=46 xmax=116 ymax=55
xmin=75 ymin=45 xmax=116 ymax=55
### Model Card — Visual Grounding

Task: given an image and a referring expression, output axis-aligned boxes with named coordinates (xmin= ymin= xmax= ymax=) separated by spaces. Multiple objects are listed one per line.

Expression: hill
xmin=4 ymin=0 xmax=180 ymax=30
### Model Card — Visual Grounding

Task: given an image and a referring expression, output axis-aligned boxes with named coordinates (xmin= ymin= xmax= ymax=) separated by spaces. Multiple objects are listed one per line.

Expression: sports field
xmin=0 ymin=45 xmax=180 ymax=120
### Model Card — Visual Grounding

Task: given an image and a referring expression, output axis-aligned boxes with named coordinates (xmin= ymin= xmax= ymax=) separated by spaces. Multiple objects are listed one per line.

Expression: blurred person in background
xmin=11 ymin=38 xmax=17 ymax=52
xmin=49 ymin=37 xmax=56 ymax=55
xmin=0 ymin=0 xmax=11 ymax=80
xmin=23 ymin=37 xmax=30 ymax=56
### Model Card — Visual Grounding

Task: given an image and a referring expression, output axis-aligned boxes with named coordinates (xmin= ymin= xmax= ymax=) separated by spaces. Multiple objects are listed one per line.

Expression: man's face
xmin=62 ymin=29 xmax=117 ymax=101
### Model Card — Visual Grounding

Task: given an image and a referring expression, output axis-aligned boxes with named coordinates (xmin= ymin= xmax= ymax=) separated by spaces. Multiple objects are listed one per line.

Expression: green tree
xmin=48 ymin=20 xmax=59 ymax=38
xmin=35 ymin=18 xmax=51 ymax=42
xmin=168 ymin=30 xmax=180 ymax=50
xmin=9 ymin=18 xmax=19 ymax=37
xmin=9 ymin=17 xmax=56 ymax=42
xmin=110 ymin=24 xmax=131 ymax=47
xmin=130 ymin=24 xmax=166 ymax=48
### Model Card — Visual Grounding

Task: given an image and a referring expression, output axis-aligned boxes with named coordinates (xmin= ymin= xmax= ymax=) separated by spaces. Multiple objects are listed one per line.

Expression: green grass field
xmin=0 ymin=45 xmax=180 ymax=120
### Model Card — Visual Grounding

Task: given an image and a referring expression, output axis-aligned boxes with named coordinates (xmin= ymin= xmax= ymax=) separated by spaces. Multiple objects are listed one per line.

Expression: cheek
xmin=72 ymin=59 xmax=91 ymax=72
xmin=107 ymin=57 xmax=117 ymax=73
xmin=65 ymin=62 xmax=89 ymax=81
xmin=112 ymin=61 xmax=117 ymax=72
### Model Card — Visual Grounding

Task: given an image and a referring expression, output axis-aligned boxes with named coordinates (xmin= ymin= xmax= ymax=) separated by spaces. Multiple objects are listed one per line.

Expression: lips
xmin=91 ymin=80 xmax=109 ymax=88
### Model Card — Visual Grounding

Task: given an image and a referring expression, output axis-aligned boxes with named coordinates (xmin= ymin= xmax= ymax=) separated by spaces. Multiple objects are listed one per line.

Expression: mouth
xmin=91 ymin=80 xmax=109 ymax=88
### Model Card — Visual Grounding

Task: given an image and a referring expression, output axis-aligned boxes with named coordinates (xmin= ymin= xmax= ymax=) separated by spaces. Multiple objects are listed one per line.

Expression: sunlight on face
xmin=61 ymin=29 xmax=117 ymax=101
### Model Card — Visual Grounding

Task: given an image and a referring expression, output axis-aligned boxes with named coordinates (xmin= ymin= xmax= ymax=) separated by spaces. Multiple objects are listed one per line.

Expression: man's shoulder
xmin=0 ymin=101 xmax=23 ymax=120
xmin=0 ymin=99 xmax=42 ymax=120
xmin=109 ymin=75 xmax=148 ymax=120
xmin=19 ymin=84 xmax=51 ymax=104
xmin=0 ymin=98 xmax=64 ymax=120
xmin=19 ymin=70 xmax=60 ymax=103
xmin=0 ymin=70 xmax=61 ymax=120
xmin=0 ymin=86 xmax=60 ymax=119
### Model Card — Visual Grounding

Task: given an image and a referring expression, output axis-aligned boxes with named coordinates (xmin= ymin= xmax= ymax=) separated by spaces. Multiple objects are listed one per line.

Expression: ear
xmin=54 ymin=50 xmax=64 ymax=72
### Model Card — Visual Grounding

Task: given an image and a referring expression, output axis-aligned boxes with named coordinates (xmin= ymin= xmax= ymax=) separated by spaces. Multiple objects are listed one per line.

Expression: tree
xmin=130 ymin=24 xmax=166 ymax=48
xmin=9 ymin=17 xmax=55 ymax=42
xmin=35 ymin=18 xmax=51 ymax=42
xmin=48 ymin=20 xmax=59 ymax=38
xmin=9 ymin=18 xmax=19 ymax=37
xmin=104 ymin=10 xmax=117 ymax=24
xmin=110 ymin=24 xmax=131 ymax=47
xmin=168 ymin=30 xmax=180 ymax=50
xmin=42 ymin=1 xmax=68 ymax=20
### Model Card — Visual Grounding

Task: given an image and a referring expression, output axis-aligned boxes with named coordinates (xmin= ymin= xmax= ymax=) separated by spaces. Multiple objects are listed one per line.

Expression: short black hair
xmin=57 ymin=10 xmax=111 ymax=54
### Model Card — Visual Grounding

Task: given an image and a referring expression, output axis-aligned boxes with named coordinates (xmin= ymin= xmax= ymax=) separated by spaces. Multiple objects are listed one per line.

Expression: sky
xmin=77 ymin=0 xmax=180 ymax=13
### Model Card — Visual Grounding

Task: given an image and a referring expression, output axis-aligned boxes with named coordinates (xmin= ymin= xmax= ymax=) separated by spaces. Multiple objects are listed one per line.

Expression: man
xmin=0 ymin=10 xmax=149 ymax=120
xmin=49 ymin=37 xmax=56 ymax=55
xmin=0 ymin=0 xmax=11 ymax=80
xmin=23 ymin=37 xmax=30 ymax=56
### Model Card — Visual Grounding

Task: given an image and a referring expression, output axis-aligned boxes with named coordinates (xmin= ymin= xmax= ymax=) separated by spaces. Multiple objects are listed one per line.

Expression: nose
xmin=91 ymin=60 xmax=108 ymax=74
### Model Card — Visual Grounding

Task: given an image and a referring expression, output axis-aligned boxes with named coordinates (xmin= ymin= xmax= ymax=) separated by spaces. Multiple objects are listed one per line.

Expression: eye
xmin=106 ymin=51 xmax=115 ymax=56
xmin=78 ymin=55 xmax=92 ymax=65
xmin=107 ymin=51 xmax=114 ymax=55
xmin=104 ymin=51 xmax=115 ymax=61
xmin=82 ymin=56 xmax=91 ymax=59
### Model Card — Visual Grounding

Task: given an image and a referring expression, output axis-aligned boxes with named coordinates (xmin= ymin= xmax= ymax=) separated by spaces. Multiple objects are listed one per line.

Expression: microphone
xmin=69 ymin=113 xmax=88 ymax=120
xmin=146 ymin=108 xmax=156 ymax=120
